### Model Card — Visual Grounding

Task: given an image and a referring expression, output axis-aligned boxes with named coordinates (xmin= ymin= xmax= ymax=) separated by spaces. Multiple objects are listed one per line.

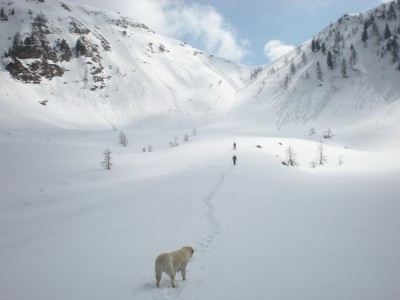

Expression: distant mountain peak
xmin=0 ymin=0 xmax=399 ymax=129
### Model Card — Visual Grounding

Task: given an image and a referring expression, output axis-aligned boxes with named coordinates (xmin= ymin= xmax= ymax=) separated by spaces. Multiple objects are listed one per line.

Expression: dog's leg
xmin=169 ymin=272 xmax=176 ymax=288
xmin=181 ymin=266 xmax=186 ymax=280
xmin=156 ymin=272 xmax=161 ymax=288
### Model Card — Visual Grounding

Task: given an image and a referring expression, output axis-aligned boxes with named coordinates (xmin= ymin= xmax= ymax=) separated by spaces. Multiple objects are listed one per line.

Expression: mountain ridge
xmin=0 ymin=0 xmax=399 ymax=129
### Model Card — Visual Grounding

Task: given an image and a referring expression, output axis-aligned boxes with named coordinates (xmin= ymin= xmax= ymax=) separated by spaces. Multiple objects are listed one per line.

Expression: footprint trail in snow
xmin=153 ymin=166 xmax=233 ymax=299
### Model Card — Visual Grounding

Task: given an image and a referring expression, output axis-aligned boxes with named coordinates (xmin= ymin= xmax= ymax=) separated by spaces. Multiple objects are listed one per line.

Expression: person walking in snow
xmin=233 ymin=142 xmax=236 ymax=150
xmin=232 ymin=155 xmax=237 ymax=165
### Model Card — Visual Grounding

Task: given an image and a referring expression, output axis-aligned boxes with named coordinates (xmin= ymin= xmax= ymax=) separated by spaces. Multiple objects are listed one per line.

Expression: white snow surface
xmin=1 ymin=120 xmax=399 ymax=300
xmin=1 ymin=1 xmax=400 ymax=300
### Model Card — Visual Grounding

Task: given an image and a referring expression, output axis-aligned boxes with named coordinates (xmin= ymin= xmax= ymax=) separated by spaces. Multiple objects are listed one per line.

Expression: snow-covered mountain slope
xmin=0 ymin=0 xmax=249 ymax=129
xmin=1 ymin=1 xmax=399 ymax=130
xmin=234 ymin=1 xmax=400 ymax=128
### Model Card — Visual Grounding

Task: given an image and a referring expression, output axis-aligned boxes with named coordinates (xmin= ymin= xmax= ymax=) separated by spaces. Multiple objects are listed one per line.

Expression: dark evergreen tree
xmin=321 ymin=42 xmax=326 ymax=55
xmin=349 ymin=44 xmax=358 ymax=67
xmin=311 ymin=39 xmax=316 ymax=52
xmin=384 ymin=23 xmax=392 ymax=39
xmin=388 ymin=2 xmax=397 ymax=20
xmin=386 ymin=39 xmax=393 ymax=52
xmin=24 ymin=33 xmax=36 ymax=46
xmin=316 ymin=61 xmax=323 ymax=83
xmin=327 ymin=51 xmax=334 ymax=69
xmin=0 ymin=7 xmax=4 ymax=16
xmin=341 ymin=58 xmax=348 ymax=78
xmin=75 ymin=38 xmax=86 ymax=57
xmin=0 ymin=7 xmax=8 ymax=21
xmin=362 ymin=28 xmax=368 ymax=46
xmin=290 ymin=61 xmax=296 ymax=75
xmin=60 ymin=39 xmax=72 ymax=61
xmin=380 ymin=9 xmax=387 ymax=20
xmin=12 ymin=32 xmax=22 ymax=48
xmin=333 ymin=31 xmax=342 ymax=54
xmin=315 ymin=40 xmax=321 ymax=52
xmin=391 ymin=38 xmax=399 ymax=63
xmin=371 ymin=21 xmax=381 ymax=42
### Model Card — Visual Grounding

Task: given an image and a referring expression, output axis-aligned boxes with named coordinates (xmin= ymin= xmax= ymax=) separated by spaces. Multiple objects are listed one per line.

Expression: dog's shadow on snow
xmin=135 ymin=278 xmax=186 ymax=291
xmin=133 ymin=279 xmax=186 ymax=299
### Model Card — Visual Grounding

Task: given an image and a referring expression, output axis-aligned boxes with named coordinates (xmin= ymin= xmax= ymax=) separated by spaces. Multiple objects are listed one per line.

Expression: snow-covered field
xmin=1 ymin=118 xmax=399 ymax=300
xmin=1 ymin=1 xmax=400 ymax=299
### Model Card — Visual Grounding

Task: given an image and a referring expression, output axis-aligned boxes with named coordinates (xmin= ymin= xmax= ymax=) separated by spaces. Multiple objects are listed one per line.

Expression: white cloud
xmin=114 ymin=0 xmax=248 ymax=62
xmin=263 ymin=40 xmax=295 ymax=62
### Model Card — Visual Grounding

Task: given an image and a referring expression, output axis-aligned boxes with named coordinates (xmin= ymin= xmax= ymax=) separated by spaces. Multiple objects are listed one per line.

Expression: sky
xmin=67 ymin=0 xmax=391 ymax=66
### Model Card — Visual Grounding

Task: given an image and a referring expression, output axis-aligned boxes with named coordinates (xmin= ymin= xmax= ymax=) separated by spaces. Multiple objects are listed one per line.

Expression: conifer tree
xmin=391 ymin=38 xmax=399 ymax=63
xmin=384 ymin=23 xmax=392 ymax=40
xmin=316 ymin=61 xmax=323 ymax=83
xmin=349 ymin=44 xmax=358 ymax=67
xmin=371 ymin=21 xmax=381 ymax=42
xmin=327 ymin=51 xmax=334 ymax=69
xmin=290 ymin=61 xmax=296 ymax=75
xmin=362 ymin=28 xmax=368 ymax=47
xmin=341 ymin=58 xmax=348 ymax=78
xmin=0 ymin=7 xmax=8 ymax=21
xmin=321 ymin=42 xmax=326 ymax=55
xmin=101 ymin=148 xmax=112 ymax=170
xmin=388 ymin=2 xmax=397 ymax=20
xmin=301 ymin=52 xmax=307 ymax=64
xmin=60 ymin=39 xmax=72 ymax=61
xmin=13 ymin=32 xmax=22 ymax=48
xmin=315 ymin=40 xmax=321 ymax=52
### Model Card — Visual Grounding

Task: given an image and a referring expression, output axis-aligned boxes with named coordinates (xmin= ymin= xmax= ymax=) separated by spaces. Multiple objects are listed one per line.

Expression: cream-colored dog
xmin=155 ymin=246 xmax=194 ymax=288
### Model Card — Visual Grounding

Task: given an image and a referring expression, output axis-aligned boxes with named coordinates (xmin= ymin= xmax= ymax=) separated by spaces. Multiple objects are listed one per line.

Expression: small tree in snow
xmin=118 ymin=131 xmax=128 ymax=147
xmin=101 ymin=148 xmax=112 ymax=170
xmin=327 ymin=51 xmax=334 ymax=70
xmin=338 ymin=154 xmax=344 ymax=166
xmin=282 ymin=74 xmax=290 ymax=90
xmin=285 ymin=145 xmax=297 ymax=166
xmin=169 ymin=136 xmax=179 ymax=147
xmin=323 ymin=128 xmax=334 ymax=139
xmin=0 ymin=7 xmax=8 ymax=21
xmin=301 ymin=52 xmax=307 ymax=64
xmin=183 ymin=133 xmax=189 ymax=142
xmin=192 ymin=127 xmax=197 ymax=136
xmin=317 ymin=142 xmax=327 ymax=165
xmin=341 ymin=58 xmax=348 ymax=78
xmin=147 ymin=144 xmax=153 ymax=152
xmin=290 ymin=61 xmax=296 ymax=75
xmin=349 ymin=44 xmax=358 ymax=67
xmin=316 ymin=61 xmax=323 ymax=84
xmin=309 ymin=128 xmax=315 ymax=136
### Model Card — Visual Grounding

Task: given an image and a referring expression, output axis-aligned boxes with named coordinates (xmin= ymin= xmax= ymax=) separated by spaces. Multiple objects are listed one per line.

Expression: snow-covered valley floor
xmin=1 ymin=121 xmax=399 ymax=300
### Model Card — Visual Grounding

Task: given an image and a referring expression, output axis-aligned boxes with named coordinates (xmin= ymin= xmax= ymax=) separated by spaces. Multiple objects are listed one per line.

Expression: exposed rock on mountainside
xmin=0 ymin=0 xmax=399 ymax=129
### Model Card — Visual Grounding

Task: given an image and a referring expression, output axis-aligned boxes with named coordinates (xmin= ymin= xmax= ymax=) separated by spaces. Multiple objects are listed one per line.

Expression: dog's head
xmin=183 ymin=246 xmax=194 ymax=257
